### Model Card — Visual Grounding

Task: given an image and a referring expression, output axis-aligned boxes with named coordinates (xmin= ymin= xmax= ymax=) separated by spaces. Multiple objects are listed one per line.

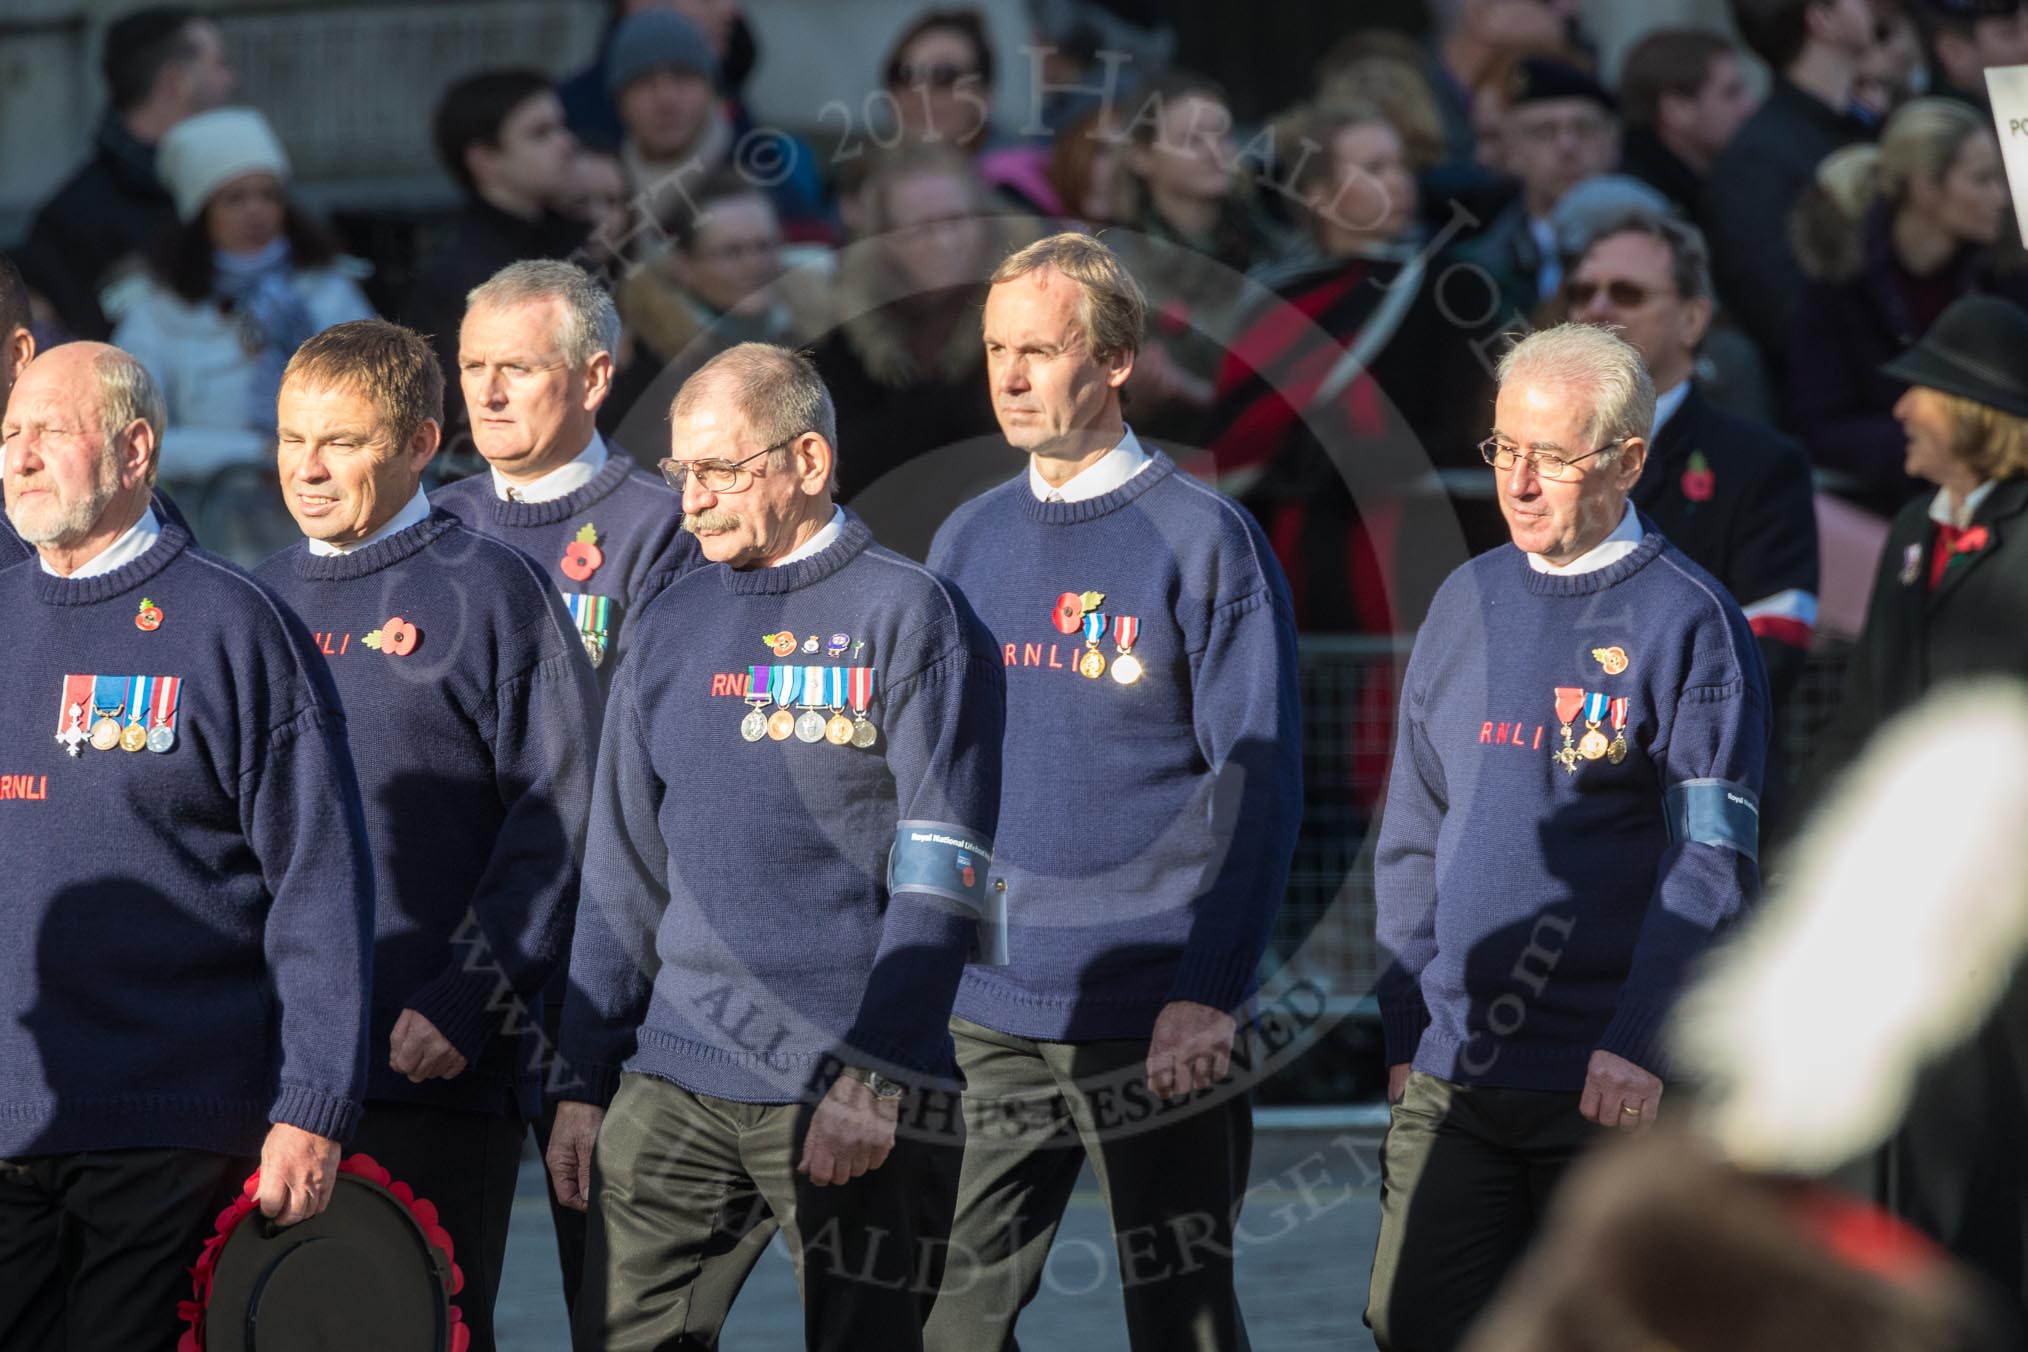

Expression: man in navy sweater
xmin=923 ymin=233 xmax=1303 ymax=1352
xmin=1367 ymin=324 xmax=1768 ymax=1352
xmin=550 ymin=343 xmax=1004 ymax=1349
xmin=0 ymin=342 xmax=373 ymax=1350
xmin=433 ymin=259 xmax=697 ymax=1311
xmin=255 ymin=320 xmax=600 ymax=1352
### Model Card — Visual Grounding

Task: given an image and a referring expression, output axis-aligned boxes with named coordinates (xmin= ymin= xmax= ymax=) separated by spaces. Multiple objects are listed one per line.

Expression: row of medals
xmin=742 ymin=701 xmax=878 ymax=748
xmin=1078 ymin=640 xmax=1142 ymax=684
xmin=76 ymin=704 xmax=175 ymax=755
xmin=1558 ymin=718 xmax=1627 ymax=766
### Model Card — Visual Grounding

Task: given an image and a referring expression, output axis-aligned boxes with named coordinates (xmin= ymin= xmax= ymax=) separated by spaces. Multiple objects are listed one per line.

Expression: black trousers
xmin=350 ymin=1101 xmax=523 ymax=1352
xmin=573 ymin=1071 xmax=951 ymax=1352
xmin=0 ymin=1146 xmax=252 ymax=1352
xmin=1365 ymin=1071 xmax=1603 ymax=1352
xmin=922 ymin=1017 xmax=1256 ymax=1352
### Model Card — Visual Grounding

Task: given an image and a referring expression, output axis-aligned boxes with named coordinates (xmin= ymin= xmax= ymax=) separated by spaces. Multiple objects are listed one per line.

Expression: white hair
xmin=95 ymin=347 xmax=165 ymax=484
xmin=466 ymin=259 xmax=621 ymax=370
xmin=1495 ymin=323 xmax=1655 ymax=458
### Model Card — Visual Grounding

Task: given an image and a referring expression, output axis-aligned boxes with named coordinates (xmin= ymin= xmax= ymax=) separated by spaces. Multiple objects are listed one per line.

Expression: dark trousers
xmin=0 ymin=1146 xmax=252 ymax=1352
xmin=573 ymin=1070 xmax=948 ymax=1352
xmin=351 ymin=1101 xmax=523 ymax=1352
xmin=531 ymin=1001 xmax=589 ymax=1312
xmin=1365 ymin=1071 xmax=1602 ymax=1352
xmin=922 ymin=1017 xmax=1255 ymax=1352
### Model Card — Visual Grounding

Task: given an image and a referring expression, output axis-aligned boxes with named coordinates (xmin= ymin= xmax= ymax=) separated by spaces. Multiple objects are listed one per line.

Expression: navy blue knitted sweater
xmin=560 ymin=514 xmax=1004 ymax=1106
xmin=0 ymin=521 xmax=374 ymax=1156
xmin=927 ymin=452 xmax=1303 ymax=1042
xmin=433 ymin=454 xmax=699 ymax=688
xmin=1375 ymin=525 xmax=1768 ymax=1091
xmin=258 ymin=509 xmax=601 ymax=1118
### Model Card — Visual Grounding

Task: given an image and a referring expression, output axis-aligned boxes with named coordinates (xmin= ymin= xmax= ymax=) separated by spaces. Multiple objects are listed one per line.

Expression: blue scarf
xmin=212 ymin=238 xmax=319 ymax=431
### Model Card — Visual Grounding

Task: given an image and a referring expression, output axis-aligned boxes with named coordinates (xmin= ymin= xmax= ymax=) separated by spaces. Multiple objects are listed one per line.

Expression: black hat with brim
xmin=1880 ymin=295 xmax=2028 ymax=420
xmin=181 ymin=1157 xmax=465 ymax=1351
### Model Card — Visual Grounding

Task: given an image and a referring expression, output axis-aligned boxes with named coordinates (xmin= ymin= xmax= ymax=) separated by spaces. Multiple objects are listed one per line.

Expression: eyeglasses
xmin=894 ymin=62 xmax=980 ymax=89
xmin=1567 ymin=278 xmax=1672 ymax=309
xmin=659 ymin=435 xmax=801 ymax=494
xmin=1479 ymin=436 xmax=1628 ymax=480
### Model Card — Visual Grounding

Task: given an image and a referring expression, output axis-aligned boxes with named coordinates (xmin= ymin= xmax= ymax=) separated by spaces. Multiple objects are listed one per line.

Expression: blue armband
xmin=1663 ymin=778 xmax=1759 ymax=860
xmin=888 ymin=821 xmax=1006 ymax=966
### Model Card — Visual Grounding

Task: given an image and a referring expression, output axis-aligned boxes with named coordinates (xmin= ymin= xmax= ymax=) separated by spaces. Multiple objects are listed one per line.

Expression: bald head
xmin=3 ymin=342 xmax=162 ymax=571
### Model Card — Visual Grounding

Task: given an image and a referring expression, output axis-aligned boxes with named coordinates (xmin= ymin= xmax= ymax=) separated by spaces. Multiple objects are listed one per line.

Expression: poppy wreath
xmin=176 ymin=1152 xmax=468 ymax=1352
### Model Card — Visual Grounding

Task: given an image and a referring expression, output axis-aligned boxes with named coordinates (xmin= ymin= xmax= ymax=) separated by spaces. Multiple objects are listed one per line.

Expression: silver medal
xmin=740 ymin=709 xmax=768 ymax=742
xmin=795 ymin=710 xmax=828 ymax=743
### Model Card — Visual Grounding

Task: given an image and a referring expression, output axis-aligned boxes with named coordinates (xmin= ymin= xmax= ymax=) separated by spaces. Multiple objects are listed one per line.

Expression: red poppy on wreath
xmin=561 ymin=522 xmax=604 ymax=582
xmin=1680 ymin=451 xmax=1715 ymax=503
xmin=364 ymin=616 xmax=420 ymax=656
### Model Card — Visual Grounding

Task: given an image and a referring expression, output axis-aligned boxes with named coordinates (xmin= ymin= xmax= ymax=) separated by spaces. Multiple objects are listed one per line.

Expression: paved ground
xmin=497 ymin=1126 xmax=1383 ymax=1350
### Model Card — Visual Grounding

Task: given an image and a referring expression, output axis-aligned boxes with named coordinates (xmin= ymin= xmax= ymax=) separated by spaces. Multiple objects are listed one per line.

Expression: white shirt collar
xmin=1928 ymin=480 xmax=1996 ymax=530
xmin=306 ymin=486 xmax=432 ymax=557
xmin=1527 ymin=500 xmax=1644 ymax=575
xmin=771 ymin=505 xmax=846 ymax=567
xmin=491 ymin=430 xmax=609 ymax=503
xmin=1028 ymin=426 xmax=1152 ymax=503
xmin=41 ymin=507 xmax=160 ymax=579
xmin=1651 ymin=380 xmax=1691 ymax=439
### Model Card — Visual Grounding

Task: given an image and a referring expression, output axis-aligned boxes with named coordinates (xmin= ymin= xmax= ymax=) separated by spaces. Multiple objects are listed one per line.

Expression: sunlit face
xmin=1309 ymin=121 xmax=1417 ymax=246
xmin=891 ymin=26 xmax=992 ymax=146
xmin=204 ymin=172 xmax=286 ymax=255
xmin=459 ymin=298 xmax=602 ymax=473
xmin=1895 ymin=384 xmax=1968 ymax=488
xmin=674 ymin=193 xmax=783 ymax=316
xmin=981 ymin=267 xmax=1131 ymax=456
xmin=1 ymin=350 xmax=138 ymax=547
xmin=1570 ymin=231 xmax=1707 ymax=388
xmin=1491 ymin=376 xmax=1645 ymax=563
xmin=879 ymin=170 xmax=987 ymax=294
xmin=1503 ymin=96 xmax=1617 ymax=213
xmin=667 ymin=398 xmax=827 ymax=567
xmin=617 ymin=66 xmax=715 ymax=160
xmin=276 ymin=378 xmax=436 ymax=545
xmin=1128 ymin=93 xmax=1236 ymax=204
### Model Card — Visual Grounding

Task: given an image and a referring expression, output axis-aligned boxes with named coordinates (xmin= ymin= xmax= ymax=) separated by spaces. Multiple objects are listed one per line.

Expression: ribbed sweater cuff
xmin=270 ymin=1082 xmax=362 ymax=1144
xmin=551 ymin=1060 xmax=623 ymax=1109
xmin=1598 ymin=998 xmax=1670 ymax=1078
xmin=1380 ymin=998 xmax=1430 ymax=1066
xmin=404 ymin=966 xmax=506 ymax=1062
xmin=1166 ymin=940 xmax=1261 ymax=1014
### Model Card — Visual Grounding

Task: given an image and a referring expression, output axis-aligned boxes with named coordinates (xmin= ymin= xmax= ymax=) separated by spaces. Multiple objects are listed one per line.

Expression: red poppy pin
xmin=363 ymin=615 xmax=419 ymax=656
xmin=1680 ymin=451 xmax=1715 ymax=503
xmin=135 ymin=597 xmax=163 ymax=631
xmin=561 ymin=523 xmax=604 ymax=582
xmin=1955 ymin=525 xmax=1991 ymax=555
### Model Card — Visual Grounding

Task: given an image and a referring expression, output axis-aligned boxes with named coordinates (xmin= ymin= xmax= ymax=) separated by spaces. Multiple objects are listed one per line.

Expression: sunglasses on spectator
xmin=894 ymin=62 xmax=981 ymax=89
xmin=1567 ymin=278 xmax=1672 ymax=309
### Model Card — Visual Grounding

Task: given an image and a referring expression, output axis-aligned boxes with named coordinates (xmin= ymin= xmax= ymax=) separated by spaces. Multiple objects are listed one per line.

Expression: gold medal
xmin=1079 ymin=648 xmax=1106 ymax=679
xmin=766 ymin=709 xmax=796 ymax=741
xmin=1579 ymin=729 xmax=1609 ymax=760
xmin=851 ymin=718 xmax=878 ymax=749
xmin=825 ymin=714 xmax=855 ymax=745
xmin=120 ymin=724 xmax=148 ymax=752
xmin=89 ymin=718 xmax=123 ymax=752
xmin=1608 ymin=734 xmax=1628 ymax=764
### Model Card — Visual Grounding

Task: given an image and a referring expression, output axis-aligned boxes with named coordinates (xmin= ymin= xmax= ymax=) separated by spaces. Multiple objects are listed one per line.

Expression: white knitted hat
xmin=158 ymin=107 xmax=291 ymax=222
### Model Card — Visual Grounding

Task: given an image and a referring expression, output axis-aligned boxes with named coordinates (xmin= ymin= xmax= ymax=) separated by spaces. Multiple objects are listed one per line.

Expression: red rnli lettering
xmin=1479 ymin=722 xmax=1494 ymax=743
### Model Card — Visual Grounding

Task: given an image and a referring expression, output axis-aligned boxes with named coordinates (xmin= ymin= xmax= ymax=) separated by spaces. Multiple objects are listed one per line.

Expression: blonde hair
xmin=282 ymin=319 xmax=443 ymax=450
xmin=1314 ymin=56 xmax=1446 ymax=170
xmin=990 ymin=231 xmax=1146 ymax=361
xmin=1937 ymin=387 xmax=2028 ymax=480
xmin=1814 ymin=97 xmax=1989 ymax=217
xmin=1496 ymin=324 xmax=1656 ymax=454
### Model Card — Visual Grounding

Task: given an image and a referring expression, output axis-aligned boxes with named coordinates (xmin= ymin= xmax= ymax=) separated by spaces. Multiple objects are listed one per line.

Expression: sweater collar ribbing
xmin=29 ymin=518 xmax=193 ymax=606
xmin=1516 ymin=518 xmax=1667 ymax=596
xmin=483 ymin=453 xmax=639 ymax=529
xmin=290 ymin=509 xmax=458 ymax=582
xmin=1022 ymin=450 xmax=1177 ymax=525
xmin=717 ymin=512 xmax=874 ymax=595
